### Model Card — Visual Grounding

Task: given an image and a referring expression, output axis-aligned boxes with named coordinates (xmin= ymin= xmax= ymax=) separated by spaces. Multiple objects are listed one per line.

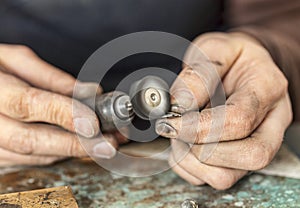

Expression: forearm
xmin=225 ymin=0 xmax=300 ymax=121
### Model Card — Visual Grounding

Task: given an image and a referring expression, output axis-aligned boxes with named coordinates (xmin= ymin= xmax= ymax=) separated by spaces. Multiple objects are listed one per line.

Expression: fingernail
xmin=172 ymin=90 xmax=195 ymax=113
xmin=170 ymin=105 xmax=186 ymax=114
xmin=155 ymin=121 xmax=177 ymax=138
xmin=74 ymin=82 xmax=102 ymax=99
xmin=93 ymin=141 xmax=116 ymax=159
xmin=74 ymin=118 xmax=95 ymax=138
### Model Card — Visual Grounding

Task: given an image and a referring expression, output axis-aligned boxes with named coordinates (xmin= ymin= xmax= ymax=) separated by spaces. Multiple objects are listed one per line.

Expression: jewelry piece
xmin=181 ymin=199 xmax=199 ymax=208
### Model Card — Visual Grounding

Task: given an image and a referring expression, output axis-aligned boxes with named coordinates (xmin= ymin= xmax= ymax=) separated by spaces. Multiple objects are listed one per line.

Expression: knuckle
xmin=46 ymin=96 xmax=60 ymax=123
xmin=7 ymin=87 xmax=32 ymax=120
xmin=48 ymin=95 xmax=72 ymax=128
xmin=248 ymin=142 xmax=273 ymax=170
xmin=266 ymin=67 xmax=289 ymax=98
xmin=281 ymin=75 xmax=289 ymax=92
xmin=263 ymin=66 xmax=289 ymax=100
xmin=24 ymin=88 xmax=72 ymax=128
xmin=279 ymin=74 xmax=289 ymax=95
xmin=0 ymin=44 xmax=34 ymax=62
xmin=68 ymin=138 xmax=85 ymax=157
xmin=240 ymin=112 xmax=255 ymax=135
xmin=229 ymin=106 xmax=256 ymax=138
xmin=8 ymin=127 xmax=36 ymax=154
xmin=13 ymin=45 xmax=34 ymax=57
xmin=208 ymin=170 xmax=236 ymax=190
xmin=287 ymin=105 xmax=293 ymax=125
xmin=284 ymin=95 xmax=293 ymax=126
xmin=195 ymin=110 xmax=211 ymax=143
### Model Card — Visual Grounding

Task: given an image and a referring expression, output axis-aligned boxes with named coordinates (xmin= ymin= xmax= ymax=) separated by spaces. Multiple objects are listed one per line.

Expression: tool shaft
xmin=83 ymin=76 xmax=170 ymax=133
xmin=84 ymin=91 xmax=134 ymax=132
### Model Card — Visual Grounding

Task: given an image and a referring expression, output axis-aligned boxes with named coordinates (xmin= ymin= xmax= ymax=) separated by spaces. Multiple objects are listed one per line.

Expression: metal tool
xmin=84 ymin=91 xmax=134 ymax=132
xmin=129 ymin=75 xmax=170 ymax=120
xmin=83 ymin=76 xmax=170 ymax=132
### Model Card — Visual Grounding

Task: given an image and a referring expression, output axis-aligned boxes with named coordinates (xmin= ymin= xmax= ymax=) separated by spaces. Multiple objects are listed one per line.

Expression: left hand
xmin=156 ymin=32 xmax=293 ymax=190
xmin=0 ymin=44 xmax=126 ymax=166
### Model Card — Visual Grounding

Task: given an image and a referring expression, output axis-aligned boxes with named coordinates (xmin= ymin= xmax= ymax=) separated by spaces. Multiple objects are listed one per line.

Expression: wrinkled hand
xmin=0 ymin=44 xmax=124 ymax=166
xmin=156 ymin=32 xmax=292 ymax=190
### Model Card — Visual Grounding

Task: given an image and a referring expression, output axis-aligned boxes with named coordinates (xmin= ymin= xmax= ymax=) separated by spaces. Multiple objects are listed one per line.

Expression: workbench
xmin=2 ymin=125 xmax=300 ymax=207
xmin=0 ymin=157 xmax=299 ymax=208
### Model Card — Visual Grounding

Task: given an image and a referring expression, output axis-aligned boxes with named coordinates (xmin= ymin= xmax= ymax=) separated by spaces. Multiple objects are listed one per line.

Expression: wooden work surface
xmin=0 ymin=186 xmax=78 ymax=208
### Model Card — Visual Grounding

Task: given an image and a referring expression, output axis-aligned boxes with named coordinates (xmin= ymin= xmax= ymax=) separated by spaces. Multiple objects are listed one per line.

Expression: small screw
xmin=125 ymin=101 xmax=134 ymax=117
xmin=150 ymin=93 xmax=158 ymax=102
xmin=144 ymin=88 xmax=161 ymax=107
xmin=125 ymin=101 xmax=133 ymax=111
xmin=181 ymin=199 xmax=199 ymax=208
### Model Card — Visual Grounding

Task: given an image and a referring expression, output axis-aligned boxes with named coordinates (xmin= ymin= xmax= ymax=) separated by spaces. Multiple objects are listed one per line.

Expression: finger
xmin=191 ymin=95 xmax=292 ymax=170
xmin=0 ymin=72 xmax=99 ymax=138
xmin=0 ymin=147 xmax=65 ymax=166
xmin=170 ymin=33 xmax=243 ymax=113
xmin=169 ymin=153 xmax=205 ymax=186
xmin=172 ymin=140 xmax=247 ymax=190
xmin=0 ymin=44 xmax=102 ymax=99
xmin=0 ymin=114 xmax=117 ymax=158
xmin=156 ymin=85 xmax=283 ymax=144
xmin=73 ymin=81 xmax=103 ymax=100
xmin=80 ymin=133 xmax=118 ymax=159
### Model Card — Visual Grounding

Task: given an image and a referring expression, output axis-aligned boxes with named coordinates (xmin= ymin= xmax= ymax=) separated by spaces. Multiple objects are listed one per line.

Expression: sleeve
xmin=225 ymin=0 xmax=300 ymax=121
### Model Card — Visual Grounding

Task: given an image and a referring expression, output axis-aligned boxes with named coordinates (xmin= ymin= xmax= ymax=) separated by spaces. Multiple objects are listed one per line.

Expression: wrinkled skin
xmin=0 ymin=44 xmax=125 ymax=166
xmin=156 ymin=32 xmax=292 ymax=190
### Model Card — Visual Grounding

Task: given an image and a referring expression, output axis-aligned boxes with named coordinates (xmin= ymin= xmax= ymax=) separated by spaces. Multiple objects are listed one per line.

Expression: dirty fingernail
xmin=171 ymin=105 xmax=186 ymax=114
xmin=172 ymin=90 xmax=195 ymax=113
xmin=74 ymin=118 xmax=95 ymax=138
xmin=155 ymin=121 xmax=177 ymax=138
xmin=93 ymin=141 xmax=116 ymax=159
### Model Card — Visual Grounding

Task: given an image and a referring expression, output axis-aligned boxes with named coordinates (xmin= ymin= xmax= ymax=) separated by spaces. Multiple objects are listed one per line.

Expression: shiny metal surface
xmin=130 ymin=75 xmax=170 ymax=120
xmin=84 ymin=91 xmax=134 ymax=132
xmin=181 ymin=199 xmax=199 ymax=208
xmin=144 ymin=88 xmax=162 ymax=108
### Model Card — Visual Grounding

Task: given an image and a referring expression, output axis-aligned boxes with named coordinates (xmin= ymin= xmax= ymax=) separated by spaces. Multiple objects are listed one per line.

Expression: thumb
xmin=170 ymin=33 xmax=242 ymax=113
xmin=0 ymin=44 xmax=102 ymax=99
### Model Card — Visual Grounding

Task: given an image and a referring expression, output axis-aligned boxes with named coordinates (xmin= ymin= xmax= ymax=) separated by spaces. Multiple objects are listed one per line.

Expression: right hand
xmin=155 ymin=32 xmax=292 ymax=189
xmin=0 ymin=44 xmax=124 ymax=166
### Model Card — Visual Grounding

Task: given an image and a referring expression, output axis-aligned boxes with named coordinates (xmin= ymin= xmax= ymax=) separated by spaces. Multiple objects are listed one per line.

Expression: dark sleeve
xmin=225 ymin=0 xmax=300 ymax=121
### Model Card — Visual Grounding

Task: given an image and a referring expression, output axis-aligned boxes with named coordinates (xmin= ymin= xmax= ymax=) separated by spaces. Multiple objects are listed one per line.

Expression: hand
xmin=0 ymin=44 xmax=124 ymax=166
xmin=156 ymin=32 xmax=293 ymax=190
